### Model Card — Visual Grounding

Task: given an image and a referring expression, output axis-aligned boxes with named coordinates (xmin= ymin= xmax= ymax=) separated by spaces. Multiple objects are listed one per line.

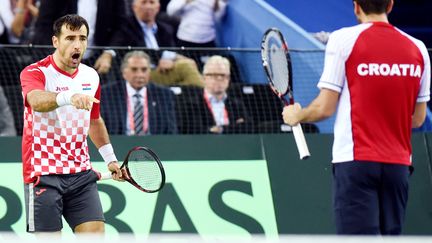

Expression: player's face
xmin=203 ymin=62 xmax=230 ymax=97
xmin=122 ymin=56 xmax=151 ymax=90
xmin=52 ymin=24 xmax=88 ymax=72
xmin=133 ymin=0 xmax=160 ymax=23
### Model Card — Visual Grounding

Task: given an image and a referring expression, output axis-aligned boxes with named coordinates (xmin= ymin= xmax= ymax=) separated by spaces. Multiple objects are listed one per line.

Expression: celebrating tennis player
xmin=20 ymin=14 xmax=126 ymax=234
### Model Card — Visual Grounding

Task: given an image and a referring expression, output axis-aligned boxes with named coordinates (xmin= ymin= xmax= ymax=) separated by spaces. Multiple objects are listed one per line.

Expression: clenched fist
xmin=282 ymin=103 xmax=302 ymax=126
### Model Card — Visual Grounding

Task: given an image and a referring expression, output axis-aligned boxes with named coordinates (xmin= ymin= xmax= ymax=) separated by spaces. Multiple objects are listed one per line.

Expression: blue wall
xmin=218 ymin=0 xmax=324 ymax=49
xmin=216 ymin=0 xmax=326 ymax=86
xmin=216 ymin=0 xmax=332 ymax=132
xmin=263 ymin=0 xmax=356 ymax=32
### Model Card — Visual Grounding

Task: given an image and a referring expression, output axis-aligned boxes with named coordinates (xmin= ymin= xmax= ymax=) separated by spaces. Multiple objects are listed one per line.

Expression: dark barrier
xmin=0 ymin=134 xmax=431 ymax=235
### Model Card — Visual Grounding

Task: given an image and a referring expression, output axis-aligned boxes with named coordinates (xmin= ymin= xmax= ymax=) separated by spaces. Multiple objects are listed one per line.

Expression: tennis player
xmin=282 ymin=0 xmax=430 ymax=235
xmin=20 ymin=14 xmax=126 ymax=233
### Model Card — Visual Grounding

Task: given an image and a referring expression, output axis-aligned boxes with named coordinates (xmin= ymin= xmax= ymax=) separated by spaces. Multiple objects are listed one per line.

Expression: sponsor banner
xmin=0 ymin=160 xmax=277 ymax=236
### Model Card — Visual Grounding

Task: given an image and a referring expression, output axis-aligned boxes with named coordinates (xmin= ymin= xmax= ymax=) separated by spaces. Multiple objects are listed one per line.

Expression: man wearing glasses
xmin=177 ymin=55 xmax=252 ymax=134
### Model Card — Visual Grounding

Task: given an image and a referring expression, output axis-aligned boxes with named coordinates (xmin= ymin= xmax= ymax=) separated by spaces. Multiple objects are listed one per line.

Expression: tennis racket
xmin=100 ymin=146 xmax=165 ymax=193
xmin=261 ymin=27 xmax=310 ymax=160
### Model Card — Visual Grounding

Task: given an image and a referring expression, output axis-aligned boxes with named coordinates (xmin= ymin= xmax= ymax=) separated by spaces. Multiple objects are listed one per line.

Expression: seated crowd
xmin=0 ymin=0 xmax=315 ymax=136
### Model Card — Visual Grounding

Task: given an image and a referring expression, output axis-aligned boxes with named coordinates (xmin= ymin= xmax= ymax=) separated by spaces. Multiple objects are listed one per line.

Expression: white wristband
xmin=56 ymin=91 xmax=74 ymax=107
xmin=98 ymin=144 xmax=118 ymax=165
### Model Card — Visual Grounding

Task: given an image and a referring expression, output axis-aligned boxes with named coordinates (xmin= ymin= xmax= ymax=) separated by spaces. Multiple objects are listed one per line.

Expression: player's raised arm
xmin=26 ymin=90 xmax=59 ymax=112
xmin=26 ymin=90 xmax=99 ymax=112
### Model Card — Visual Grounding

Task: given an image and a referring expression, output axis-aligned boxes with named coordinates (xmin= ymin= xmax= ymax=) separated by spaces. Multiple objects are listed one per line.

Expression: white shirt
xmin=78 ymin=0 xmax=97 ymax=46
xmin=125 ymin=82 xmax=148 ymax=135
xmin=204 ymin=90 xmax=228 ymax=126
xmin=138 ymin=20 xmax=159 ymax=49
xmin=78 ymin=0 xmax=97 ymax=58
xmin=20 ymin=55 xmax=100 ymax=183
xmin=0 ymin=0 xmax=19 ymax=43
xmin=0 ymin=16 xmax=4 ymax=40
xmin=136 ymin=19 xmax=176 ymax=61
xmin=167 ymin=0 xmax=227 ymax=43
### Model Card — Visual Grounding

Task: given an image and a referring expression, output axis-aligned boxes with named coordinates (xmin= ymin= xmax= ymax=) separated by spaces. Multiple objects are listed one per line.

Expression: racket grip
xmin=292 ymin=123 xmax=311 ymax=160
xmin=100 ymin=172 xmax=113 ymax=180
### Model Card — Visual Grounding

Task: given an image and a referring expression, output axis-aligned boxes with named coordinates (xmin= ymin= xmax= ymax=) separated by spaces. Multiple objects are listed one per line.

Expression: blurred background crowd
xmin=0 ymin=0 xmax=431 ymax=137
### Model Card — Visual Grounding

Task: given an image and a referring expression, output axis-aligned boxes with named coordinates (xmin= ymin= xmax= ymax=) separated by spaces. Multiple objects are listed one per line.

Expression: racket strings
xmin=262 ymin=31 xmax=290 ymax=94
xmin=268 ymin=48 xmax=289 ymax=92
xmin=127 ymin=152 xmax=163 ymax=191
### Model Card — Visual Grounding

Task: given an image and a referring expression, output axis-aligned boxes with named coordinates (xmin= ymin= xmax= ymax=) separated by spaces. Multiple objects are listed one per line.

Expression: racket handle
xmin=292 ymin=123 xmax=311 ymax=160
xmin=100 ymin=172 xmax=113 ymax=180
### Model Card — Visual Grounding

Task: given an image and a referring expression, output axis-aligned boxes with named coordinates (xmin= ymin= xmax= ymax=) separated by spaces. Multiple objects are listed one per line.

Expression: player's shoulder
xmin=20 ymin=56 xmax=52 ymax=79
xmin=325 ymin=24 xmax=373 ymax=53
xmin=21 ymin=56 xmax=51 ymax=73
xmin=78 ymin=63 xmax=100 ymax=79
xmin=330 ymin=23 xmax=372 ymax=41
xmin=394 ymin=27 xmax=428 ymax=54
xmin=78 ymin=62 xmax=97 ymax=74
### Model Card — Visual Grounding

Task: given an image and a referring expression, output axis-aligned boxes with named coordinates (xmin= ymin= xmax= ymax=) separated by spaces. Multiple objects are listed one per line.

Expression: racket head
xmin=123 ymin=146 xmax=166 ymax=193
xmin=261 ymin=28 xmax=294 ymax=104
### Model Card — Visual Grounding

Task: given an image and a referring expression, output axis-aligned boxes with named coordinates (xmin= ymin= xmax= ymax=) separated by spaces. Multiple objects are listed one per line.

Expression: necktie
xmin=133 ymin=93 xmax=144 ymax=135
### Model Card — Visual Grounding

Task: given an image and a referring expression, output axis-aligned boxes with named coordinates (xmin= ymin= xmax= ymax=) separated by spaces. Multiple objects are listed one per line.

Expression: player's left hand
xmin=107 ymin=161 xmax=129 ymax=182
xmin=94 ymin=52 xmax=113 ymax=74
xmin=282 ymin=103 xmax=302 ymax=126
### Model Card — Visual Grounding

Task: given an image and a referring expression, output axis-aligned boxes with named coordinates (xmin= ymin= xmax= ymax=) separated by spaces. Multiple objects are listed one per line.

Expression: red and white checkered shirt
xmin=20 ymin=55 xmax=101 ymax=183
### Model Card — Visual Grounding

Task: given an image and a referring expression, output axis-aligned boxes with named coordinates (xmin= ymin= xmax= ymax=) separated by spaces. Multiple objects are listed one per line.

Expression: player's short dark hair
xmin=53 ymin=14 xmax=89 ymax=37
xmin=354 ymin=0 xmax=391 ymax=14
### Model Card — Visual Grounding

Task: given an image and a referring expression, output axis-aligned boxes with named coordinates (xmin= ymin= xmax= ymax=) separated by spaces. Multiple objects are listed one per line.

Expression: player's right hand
xmin=70 ymin=94 xmax=99 ymax=110
xmin=282 ymin=103 xmax=302 ymax=126
xmin=108 ymin=161 xmax=129 ymax=182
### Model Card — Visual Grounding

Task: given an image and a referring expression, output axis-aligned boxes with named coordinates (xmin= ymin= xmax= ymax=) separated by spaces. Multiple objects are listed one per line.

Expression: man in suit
xmin=31 ymin=0 xmax=127 ymax=74
xmin=114 ymin=0 xmax=175 ymax=48
xmin=177 ymin=55 xmax=252 ymax=134
xmin=112 ymin=0 xmax=202 ymax=87
xmin=101 ymin=50 xmax=177 ymax=135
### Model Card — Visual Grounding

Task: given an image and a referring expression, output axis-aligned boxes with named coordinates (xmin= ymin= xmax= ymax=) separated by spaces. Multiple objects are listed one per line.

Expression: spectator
xmin=113 ymin=0 xmax=202 ymax=87
xmin=101 ymin=50 xmax=178 ymax=135
xmin=124 ymin=0 xmax=179 ymax=29
xmin=157 ymin=0 xmax=180 ymax=33
xmin=0 ymin=86 xmax=16 ymax=136
xmin=124 ymin=0 xmax=170 ymax=13
xmin=0 ymin=0 xmax=39 ymax=44
xmin=166 ymin=0 xmax=228 ymax=48
xmin=31 ymin=0 xmax=128 ymax=74
xmin=177 ymin=55 xmax=252 ymax=134
xmin=150 ymin=58 xmax=203 ymax=87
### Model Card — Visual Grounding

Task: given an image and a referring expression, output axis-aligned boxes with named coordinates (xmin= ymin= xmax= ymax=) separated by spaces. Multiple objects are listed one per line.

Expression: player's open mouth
xmin=71 ymin=53 xmax=80 ymax=64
